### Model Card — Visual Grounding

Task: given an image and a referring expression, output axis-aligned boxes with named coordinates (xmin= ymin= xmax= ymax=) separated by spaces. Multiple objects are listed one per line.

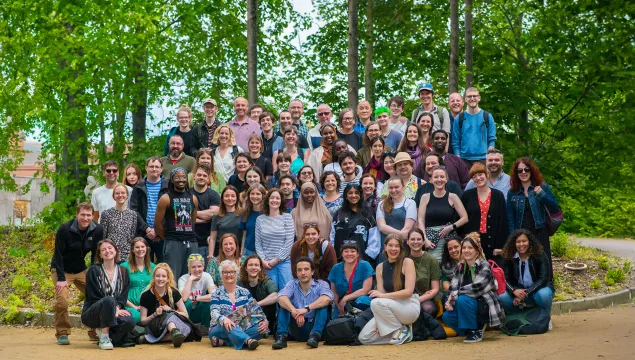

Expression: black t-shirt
xmin=176 ymin=129 xmax=195 ymax=157
xmin=228 ymin=174 xmax=245 ymax=193
xmin=189 ymin=187 xmax=221 ymax=246
xmin=337 ymin=131 xmax=364 ymax=151
xmin=140 ymin=287 xmax=182 ymax=315
xmin=164 ymin=191 xmax=196 ymax=241
xmin=252 ymin=156 xmax=273 ymax=177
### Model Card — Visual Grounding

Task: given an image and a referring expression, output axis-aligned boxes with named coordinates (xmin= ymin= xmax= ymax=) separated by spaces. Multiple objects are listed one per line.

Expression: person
xmin=376 ymin=150 xmax=397 ymax=195
xmin=415 ymin=111 xmax=434 ymax=150
xmin=279 ymin=174 xmax=299 ymax=212
xmin=50 ymin=202 xmax=102 ymax=345
xmin=323 ymin=139 xmax=360 ymax=179
xmin=164 ymin=104 xmax=195 ymax=157
xmin=377 ymin=177 xmax=417 ymax=254
xmin=378 ymin=152 xmax=423 ymax=200
xmin=227 ymin=153 xmax=253 ymax=195
xmin=397 ymin=123 xmax=428 ymax=171
xmin=259 ymin=111 xmax=284 ymax=163
xmin=121 ymin=237 xmax=156 ymax=323
xmin=410 ymin=83 xmax=451 ymax=134
xmin=255 ymin=189 xmax=295 ymax=289
xmin=273 ymin=127 xmax=311 ymax=176
xmin=375 ymin=106 xmax=403 ymax=149
xmin=507 ymin=157 xmax=560 ymax=279
xmin=363 ymin=136 xmax=387 ymax=182
xmin=451 ymin=87 xmax=497 ymax=167
xmin=354 ymin=100 xmax=374 ymax=134
xmin=336 ymin=108 xmax=364 ymax=151
xmin=91 ymin=160 xmax=132 ymax=223
xmin=228 ymin=97 xmax=261 ymax=150
xmin=188 ymin=164 xmax=221 ymax=266
xmin=297 ymin=165 xmax=320 ymax=191
xmin=307 ymin=123 xmax=348 ymax=180
xmin=406 ymin=229 xmax=441 ymax=316
xmin=413 ymin=154 xmax=463 ymax=205
xmin=276 ymin=109 xmax=311 ymax=149
xmin=154 ymin=168 xmax=199 ymax=280
xmin=160 ymin=135 xmax=196 ymax=178
xmin=440 ymin=235 xmax=463 ymax=293
xmin=207 ymin=233 xmax=243 ymax=285
xmin=209 ymin=186 xmax=243 ymax=259
xmin=212 ymin=124 xmax=244 ymax=182
xmin=307 ymin=103 xmax=333 ymax=149
xmin=358 ymin=234 xmax=420 ymax=345
xmin=429 ymin=129 xmax=470 ymax=189
xmin=189 ymin=148 xmax=226 ymax=193
xmin=461 ymin=162 xmax=509 ymax=264
xmin=100 ymin=184 xmax=149 ymax=260
xmin=123 ymin=163 xmax=142 ymax=188
xmin=320 ymin=171 xmax=342 ymax=217
xmin=130 ymin=157 xmax=167 ymax=263
xmin=328 ymin=243 xmax=374 ymax=317
xmin=249 ymin=104 xmax=264 ymax=120
xmin=237 ymin=184 xmax=265 ymax=257
xmin=247 ymin=134 xmax=273 ymax=180
xmin=361 ymin=173 xmax=379 ymax=213
xmin=267 ymin=152 xmax=297 ymax=189
xmin=272 ymin=256 xmax=334 ymax=349
xmin=387 ymin=96 xmax=409 ymax=134
xmin=356 ymin=122 xmax=389 ymax=168
xmin=81 ymin=240 xmax=136 ymax=349
xmin=291 ymin=225 xmax=337 ymax=281
xmin=191 ymin=99 xmax=220 ymax=156
xmin=208 ymin=260 xmax=268 ymax=350
xmin=442 ymin=233 xmax=504 ymax=343
xmin=240 ymin=255 xmax=279 ymax=334
xmin=339 ymin=151 xmax=362 ymax=195
xmin=447 ymin=92 xmax=464 ymax=154
xmin=465 ymin=148 xmax=511 ymax=200
xmin=499 ymin=230 xmax=554 ymax=330
xmin=286 ymin=99 xmax=310 ymax=139
xmin=178 ymin=253 xmax=217 ymax=326
xmin=292 ymin=182 xmax=333 ymax=241
xmin=138 ymin=263 xmax=201 ymax=346
xmin=417 ymin=165 xmax=468 ymax=261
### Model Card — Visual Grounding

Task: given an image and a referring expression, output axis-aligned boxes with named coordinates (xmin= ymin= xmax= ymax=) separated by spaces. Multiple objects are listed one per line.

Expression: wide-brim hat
xmin=394 ymin=152 xmax=414 ymax=166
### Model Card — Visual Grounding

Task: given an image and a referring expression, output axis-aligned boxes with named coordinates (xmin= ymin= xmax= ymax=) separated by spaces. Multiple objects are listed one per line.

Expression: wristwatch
xmin=452 ymin=223 xmax=458 ymax=230
xmin=304 ymin=305 xmax=310 ymax=312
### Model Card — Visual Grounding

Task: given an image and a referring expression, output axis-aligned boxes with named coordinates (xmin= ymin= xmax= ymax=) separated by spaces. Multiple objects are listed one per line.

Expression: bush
xmin=606 ymin=268 xmax=626 ymax=285
xmin=11 ymin=275 xmax=32 ymax=298
xmin=590 ymin=278 xmax=602 ymax=290
xmin=551 ymin=233 xmax=570 ymax=258
xmin=598 ymin=256 xmax=610 ymax=270
xmin=623 ymin=261 xmax=631 ymax=274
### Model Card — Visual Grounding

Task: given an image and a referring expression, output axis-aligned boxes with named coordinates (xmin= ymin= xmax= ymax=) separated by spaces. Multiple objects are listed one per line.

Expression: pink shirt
xmin=229 ymin=117 xmax=261 ymax=150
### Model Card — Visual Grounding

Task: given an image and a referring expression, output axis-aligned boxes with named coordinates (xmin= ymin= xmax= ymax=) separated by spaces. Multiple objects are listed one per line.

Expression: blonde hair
xmin=111 ymin=183 xmax=129 ymax=200
xmin=176 ymin=104 xmax=192 ymax=119
xmin=381 ymin=177 xmax=404 ymax=215
xmin=211 ymin=124 xmax=237 ymax=146
xmin=146 ymin=263 xmax=177 ymax=308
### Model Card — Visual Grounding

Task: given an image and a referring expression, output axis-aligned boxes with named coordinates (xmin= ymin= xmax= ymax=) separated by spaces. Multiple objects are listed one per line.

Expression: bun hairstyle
xmin=461 ymin=232 xmax=485 ymax=260
xmin=177 ymin=104 xmax=193 ymax=118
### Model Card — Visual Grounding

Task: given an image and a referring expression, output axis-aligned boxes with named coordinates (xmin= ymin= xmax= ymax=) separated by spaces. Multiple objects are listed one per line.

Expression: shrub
xmin=598 ymin=256 xmax=609 ymax=270
xmin=3 ymin=306 xmax=19 ymax=324
xmin=606 ymin=268 xmax=626 ymax=285
xmin=623 ymin=261 xmax=631 ymax=274
xmin=590 ymin=278 xmax=602 ymax=290
xmin=12 ymin=275 xmax=32 ymax=298
xmin=551 ymin=233 xmax=570 ymax=258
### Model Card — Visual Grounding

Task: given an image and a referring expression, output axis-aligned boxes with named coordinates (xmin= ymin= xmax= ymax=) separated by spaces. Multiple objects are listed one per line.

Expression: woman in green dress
xmin=120 ymin=237 xmax=156 ymax=323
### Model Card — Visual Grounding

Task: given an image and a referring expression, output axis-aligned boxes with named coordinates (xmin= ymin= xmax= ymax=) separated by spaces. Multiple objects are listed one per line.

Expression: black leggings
xmin=81 ymin=297 xmax=136 ymax=345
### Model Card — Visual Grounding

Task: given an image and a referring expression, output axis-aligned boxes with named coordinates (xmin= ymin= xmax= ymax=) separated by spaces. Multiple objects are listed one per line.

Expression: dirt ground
xmin=1 ymin=305 xmax=634 ymax=360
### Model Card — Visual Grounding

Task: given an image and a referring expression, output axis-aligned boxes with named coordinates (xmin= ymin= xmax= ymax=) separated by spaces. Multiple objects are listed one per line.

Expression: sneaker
xmin=306 ymin=333 xmax=320 ymax=348
xmin=548 ymin=320 xmax=553 ymax=331
xmin=463 ymin=330 xmax=483 ymax=343
xmin=57 ymin=336 xmax=70 ymax=345
xmin=389 ymin=325 xmax=409 ymax=345
xmin=272 ymin=334 xmax=288 ymax=350
xmin=99 ymin=337 xmax=114 ymax=350
xmin=171 ymin=328 xmax=185 ymax=348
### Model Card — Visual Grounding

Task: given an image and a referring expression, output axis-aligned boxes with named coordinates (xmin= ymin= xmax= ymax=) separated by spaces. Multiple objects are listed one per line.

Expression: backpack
xmin=323 ymin=316 xmax=358 ymax=345
xmin=488 ymin=260 xmax=506 ymax=295
xmin=500 ymin=307 xmax=551 ymax=336
xmin=412 ymin=106 xmax=448 ymax=128
xmin=212 ymin=145 xmax=240 ymax=158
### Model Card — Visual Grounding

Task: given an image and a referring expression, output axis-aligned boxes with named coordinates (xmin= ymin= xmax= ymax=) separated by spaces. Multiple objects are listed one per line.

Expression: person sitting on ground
xmin=328 ymin=243 xmax=375 ymax=317
xmin=240 ymin=254 xmax=279 ymax=334
xmin=121 ymin=237 xmax=156 ymax=323
xmin=406 ymin=229 xmax=441 ymax=317
xmin=440 ymin=235 xmax=463 ymax=293
xmin=290 ymin=224 xmax=338 ymax=281
xmin=207 ymin=233 xmax=243 ymax=286
xmin=178 ymin=253 xmax=217 ymax=327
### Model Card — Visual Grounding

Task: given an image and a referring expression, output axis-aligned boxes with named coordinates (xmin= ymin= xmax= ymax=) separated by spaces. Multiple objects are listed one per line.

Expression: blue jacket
xmin=451 ymin=110 xmax=496 ymax=160
xmin=506 ymin=182 xmax=559 ymax=233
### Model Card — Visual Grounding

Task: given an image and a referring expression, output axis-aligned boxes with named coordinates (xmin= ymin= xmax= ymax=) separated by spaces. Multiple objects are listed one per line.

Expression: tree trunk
xmin=364 ymin=0 xmax=374 ymax=108
xmin=347 ymin=0 xmax=359 ymax=110
xmin=465 ymin=0 xmax=473 ymax=88
xmin=449 ymin=0 xmax=460 ymax=93
xmin=514 ymin=13 xmax=530 ymax=153
xmin=247 ymin=0 xmax=258 ymax=105
xmin=131 ymin=49 xmax=148 ymax=143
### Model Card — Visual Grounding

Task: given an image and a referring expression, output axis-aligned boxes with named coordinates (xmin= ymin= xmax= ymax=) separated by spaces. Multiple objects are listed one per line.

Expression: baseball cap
xmin=203 ymin=98 xmax=217 ymax=106
xmin=417 ymin=83 xmax=434 ymax=94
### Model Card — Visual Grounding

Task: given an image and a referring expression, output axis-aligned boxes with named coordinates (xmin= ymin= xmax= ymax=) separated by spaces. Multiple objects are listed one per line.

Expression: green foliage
xmin=598 ymin=256 xmax=610 ymax=271
xmin=3 ymin=306 xmax=20 ymax=324
xmin=8 ymin=247 xmax=28 ymax=258
xmin=623 ymin=261 xmax=631 ymax=274
xmin=605 ymin=269 xmax=626 ymax=285
xmin=551 ymin=233 xmax=570 ymax=258
xmin=589 ymin=278 xmax=602 ymax=290
xmin=11 ymin=275 xmax=32 ymax=298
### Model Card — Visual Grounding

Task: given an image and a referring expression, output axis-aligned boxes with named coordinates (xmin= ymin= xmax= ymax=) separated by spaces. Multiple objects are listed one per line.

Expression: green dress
xmin=121 ymin=261 xmax=156 ymax=323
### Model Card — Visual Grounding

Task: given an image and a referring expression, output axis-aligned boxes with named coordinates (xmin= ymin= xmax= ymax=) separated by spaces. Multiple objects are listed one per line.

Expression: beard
xmin=488 ymin=164 xmax=501 ymax=174
xmin=170 ymin=149 xmax=181 ymax=158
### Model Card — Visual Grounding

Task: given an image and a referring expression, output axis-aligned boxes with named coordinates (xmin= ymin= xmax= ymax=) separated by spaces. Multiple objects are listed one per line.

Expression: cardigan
xmin=289 ymin=239 xmax=338 ymax=281
xmin=83 ymin=264 xmax=130 ymax=310
xmin=460 ymin=188 xmax=509 ymax=259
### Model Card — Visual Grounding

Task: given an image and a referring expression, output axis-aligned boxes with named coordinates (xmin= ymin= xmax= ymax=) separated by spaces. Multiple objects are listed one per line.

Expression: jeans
xmin=276 ymin=307 xmax=328 ymax=341
xmin=208 ymin=324 xmax=263 ymax=350
xmin=442 ymin=295 xmax=478 ymax=336
xmin=332 ymin=296 xmax=371 ymax=318
xmin=265 ymin=259 xmax=292 ymax=290
xmin=498 ymin=287 xmax=554 ymax=315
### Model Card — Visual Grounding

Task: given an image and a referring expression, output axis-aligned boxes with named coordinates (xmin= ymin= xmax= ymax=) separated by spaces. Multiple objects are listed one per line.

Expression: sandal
xmin=210 ymin=336 xmax=225 ymax=348
xmin=246 ymin=338 xmax=259 ymax=350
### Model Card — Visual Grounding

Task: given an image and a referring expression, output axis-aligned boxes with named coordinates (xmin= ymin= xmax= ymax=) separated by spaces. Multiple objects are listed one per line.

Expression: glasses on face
xmin=105 ymin=169 xmax=118 ymax=174
xmin=517 ymin=167 xmax=531 ymax=174
xmin=389 ymin=104 xmax=400 ymax=109
xmin=222 ymin=271 xmax=237 ymax=276
xmin=300 ymin=171 xmax=313 ymax=176
xmin=343 ymin=117 xmax=355 ymax=122
xmin=317 ymin=112 xmax=330 ymax=117
xmin=466 ymin=95 xmax=479 ymax=99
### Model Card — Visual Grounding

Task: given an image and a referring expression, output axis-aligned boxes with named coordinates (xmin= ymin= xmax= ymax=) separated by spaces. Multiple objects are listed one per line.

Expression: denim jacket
xmin=506 ymin=182 xmax=559 ymax=233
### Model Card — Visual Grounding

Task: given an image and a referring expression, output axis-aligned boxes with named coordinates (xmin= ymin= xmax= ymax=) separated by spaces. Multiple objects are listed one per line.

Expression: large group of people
xmin=50 ymin=85 xmax=561 ymax=350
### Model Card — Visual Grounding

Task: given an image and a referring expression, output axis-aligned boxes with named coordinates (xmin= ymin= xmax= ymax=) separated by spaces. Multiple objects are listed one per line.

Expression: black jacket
xmin=129 ymin=177 xmax=169 ymax=223
xmin=460 ymin=188 xmax=509 ymax=259
xmin=503 ymin=251 xmax=553 ymax=295
xmin=83 ymin=264 xmax=130 ymax=310
xmin=412 ymin=312 xmax=448 ymax=341
xmin=50 ymin=218 xmax=103 ymax=281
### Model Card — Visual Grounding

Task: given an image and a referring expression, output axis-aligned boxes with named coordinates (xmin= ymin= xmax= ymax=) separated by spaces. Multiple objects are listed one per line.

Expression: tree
xmin=247 ymin=0 xmax=258 ymax=105
xmin=465 ymin=0 xmax=473 ymax=88
xmin=449 ymin=0 xmax=460 ymax=93
xmin=348 ymin=0 xmax=360 ymax=110
xmin=364 ymin=0 xmax=375 ymax=108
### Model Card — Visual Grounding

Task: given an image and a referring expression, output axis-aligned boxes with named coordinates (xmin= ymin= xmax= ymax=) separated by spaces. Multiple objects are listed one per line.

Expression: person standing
xmin=465 ymin=148 xmax=511 ymax=200
xmin=229 ymin=97 xmax=261 ymax=151
xmin=259 ymin=111 xmax=284 ymax=163
xmin=410 ymin=83 xmax=451 ymax=134
xmin=429 ymin=130 xmax=470 ymax=189
xmin=212 ymin=124 xmax=244 ymax=183
xmin=307 ymin=103 xmax=333 ymax=149
xmin=387 ymin=96 xmax=409 ymax=134
xmin=164 ymin=105 xmax=195 ymax=157
xmin=378 ymin=152 xmax=423 ymax=200
xmin=354 ymin=100 xmax=374 ymax=134
xmin=451 ymin=87 xmax=497 ymax=167
xmin=447 ymin=92 xmax=464 ymax=153
xmin=91 ymin=160 xmax=132 ymax=223
xmin=413 ymin=153 xmax=463 ymax=205
xmin=338 ymin=151 xmax=362 ymax=196
xmin=191 ymin=99 xmax=221 ymax=156
xmin=188 ymin=164 xmax=221 ymax=267
xmin=337 ymin=108 xmax=364 ymax=151
xmin=375 ymin=106 xmax=403 ymax=150
xmin=160 ymin=135 xmax=196 ymax=178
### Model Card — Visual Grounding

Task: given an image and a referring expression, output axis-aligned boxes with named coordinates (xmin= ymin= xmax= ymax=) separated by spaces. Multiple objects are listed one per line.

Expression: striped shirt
xmin=254 ymin=213 xmax=295 ymax=262
xmin=278 ymin=279 xmax=333 ymax=320
xmin=145 ymin=178 xmax=162 ymax=227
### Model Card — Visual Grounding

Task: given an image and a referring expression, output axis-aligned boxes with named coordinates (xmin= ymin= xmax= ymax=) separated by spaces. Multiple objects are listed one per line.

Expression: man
xmin=379 ymin=152 xmax=422 ymax=200
xmin=160 ymin=134 xmax=196 ymax=177
xmin=374 ymin=106 xmax=403 ymax=149
xmin=354 ymin=100 xmax=373 ymax=134
xmin=249 ymin=104 xmax=265 ymax=120
xmin=451 ymin=87 xmax=497 ymax=167
xmin=188 ymin=164 xmax=220 ymax=267
xmin=410 ymin=83 xmax=451 ymax=134
xmin=272 ymin=256 xmax=333 ymax=350
xmin=191 ymin=98 xmax=221 ymax=156
xmin=277 ymin=109 xmax=311 ymax=149
xmin=228 ymin=97 xmax=261 ymax=150
xmin=465 ymin=148 xmax=511 ymax=200
xmin=259 ymin=111 xmax=284 ymax=162
xmin=387 ymin=96 xmax=408 ymax=134
xmin=130 ymin=156 xmax=168 ymax=263
xmin=413 ymin=153 xmax=463 ymax=206
xmin=154 ymin=168 xmax=199 ymax=280
xmin=50 ymin=202 xmax=102 ymax=345
xmin=91 ymin=160 xmax=131 ymax=223
xmin=279 ymin=174 xmax=298 ymax=212
xmin=447 ymin=92 xmax=464 ymax=155
xmin=307 ymin=103 xmax=333 ymax=149
xmin=415 ymin=130 xmax=470 ymax=189
xmin=339 ymin=151 xmax=362 ymax=196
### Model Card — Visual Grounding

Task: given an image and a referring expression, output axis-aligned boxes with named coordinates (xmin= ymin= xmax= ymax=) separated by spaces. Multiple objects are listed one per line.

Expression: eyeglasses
xmin=303 ymin=222 xmax=319 ymax=229
xmin=222 ymin=271 xmax=237 ymax=276
xmin=466 ymin=95 xmax=479 ymax=99
xmin=317 ymin=112 xmax=331 ymax=117
xmin=188 ymin=254 xmax=204 ymax=261
xmin=105 ymin=169 xmax=119 ymax=174
xmin=517 ymin=167 xmax=531 ymax=174
xmin=342 ymin=117 xmax=355 ymax=122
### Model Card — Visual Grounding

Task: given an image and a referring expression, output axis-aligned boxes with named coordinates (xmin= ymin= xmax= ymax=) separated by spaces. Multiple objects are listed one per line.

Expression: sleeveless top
xmin=164 ymin=191 xmax=196 ymax=241
xmin=382 ymin=260 xmax=405 ymax=293
xmin=425 ymin=191 xmax=456 ymax=227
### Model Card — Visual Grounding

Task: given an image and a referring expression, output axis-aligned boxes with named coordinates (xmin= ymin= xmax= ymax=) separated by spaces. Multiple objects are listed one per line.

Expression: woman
xmin=297 ymin=165 xmax=320 ymax=191
xmin=81 ymin=240 xmax=135 ymax=350
xmin=376 ymin=178 xmax=417 ymax=251
xmin=247 ymin=134 xmax=273 ymax=180
xmin=138 ymin=263 xmax=201 ymax=346
xmin=416 ymin=112 xmax=434 ymax=150
xmin=267 ymin=152 xmax=297 ymax=189
xmin=123 ymin=163 xmax=142 ymax=188
xmin=417 ymin=166 xmax=468 ymax=261
xmin=397 ymin=123 xmax=427 ymax=171
xmin=238 ymin=184 xmax=265 ymax=257
xmin=209 ymin=186 xmax=243 ymax=259
xmin=178 ymin=254 xmax=217 ymax=327
xmin=291 ymin=182 xmax=333 ymax=241
xmin=290 ymin=225 xmax=337 ymax=281
xmin=272 ymin=127 xmax=311 ymax=175
xmin=361 ymin=173 xmax=379 ymax=213
xmin=307 ymin=123 xmax=341 ymax=180
xmin=358 ymin=234 xmax=420 ymax=345
xmin=164 ymin=104 xmax=194 ymax=157
xmin=406 ymin=229 xmax=440 ymax=316
xmin=100 ymin=184 xmax=149 ymax=260
xmin=320 ymin=171 xmax=343 ymax=217
xmin=363 ymin=137 xmax=387 ymax=183
xmin=461 ymin=162 xmax=509 ymax=264
xmin=121 ymin=237 xmax=156 ymax=323
xmin=227 ymin=153 xmax=253 ymax=195
xmin=212 ymin=124 xmax=244 ymax=182
xmin=240 ymin=255 xmax=279 ymax=334
xmin=207 ymin=233 xmax=243 ymax=286
xmin=255 ymin=189 xmax=296 ymax=289
xmin=441 ymin=236 xmax=463 ymax=292
xmin=357 ymin=123 xmax=389 ymax=168
xmin=442 ymin=233 xmax=504 ymax=343
xmin=499 ymin=229 xmax=554 ymax=322
xmin=208 ymin=260 xmax=268 ymax=350
xmin=507 ymin=157 xmax=560 ymax=279
xmin=376 ymin=151 xmax=397 ymax=196
xmin=336 ymin=108 xmax=364 ymax=151
xmin=328 ymin=243 xmax=374 ymax=317
xmin=191 ymin=147 xmax=225 ymax=193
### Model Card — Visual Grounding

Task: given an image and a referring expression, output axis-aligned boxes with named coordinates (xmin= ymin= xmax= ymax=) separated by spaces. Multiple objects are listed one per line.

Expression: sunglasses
xmin=188 ymin=254 xmax=204 ymax=261
xmin=303 ymin=222 xmax=319 ymax=229
xmin=105 ymin=169 xmax=118 ymax=174
xmin=517 ymin=167 xmax=531 ymax=174
xmin=317 ymin=112 xmax=331 ymax=117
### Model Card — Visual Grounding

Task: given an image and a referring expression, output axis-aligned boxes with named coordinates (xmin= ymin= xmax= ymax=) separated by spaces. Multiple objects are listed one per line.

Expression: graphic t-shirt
xmin=164 ymin=191 xmax=196 ymax=241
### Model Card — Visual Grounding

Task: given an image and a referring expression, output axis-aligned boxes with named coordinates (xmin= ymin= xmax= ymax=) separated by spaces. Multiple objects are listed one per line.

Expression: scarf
xmin=291 ymin=182 xmax=333 ymax=239
xmin=364 ymin=155 xmax=384 ymax=181
xmin=406 ymin=145 xmax=424 ymax=170
xmin=320 ymin=125 xmax=338 ymax=165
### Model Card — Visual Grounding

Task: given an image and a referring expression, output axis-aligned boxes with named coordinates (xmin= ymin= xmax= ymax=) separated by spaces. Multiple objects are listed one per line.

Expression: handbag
xmin=543 ymin=204 xmax=563 ymax=236
xmin=425 ymin=223 xmax=457 ymax=247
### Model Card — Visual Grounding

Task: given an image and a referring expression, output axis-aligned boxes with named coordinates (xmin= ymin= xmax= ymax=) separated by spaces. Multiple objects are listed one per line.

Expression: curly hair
xmin=211 ymin=124 xmax=237 ymax=146
xmin=509 ymin=157 xmax=544 ymax=192
xmin=501 ymin=229 xmax=544 ymax=260
xmin=240 ymin=254 xmax=268 ymax=285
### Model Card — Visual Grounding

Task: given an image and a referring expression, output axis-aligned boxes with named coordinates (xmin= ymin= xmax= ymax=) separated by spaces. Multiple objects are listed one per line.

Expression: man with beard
xmin=229 ymin=97 xmax=261 ymax=150
xmin=414 ymin=130 xmax=469 ymax=189
xmin=276 ymin=110 xmax=311 ymax=149
xmin=338 ymin=151 xmax=362 ymax=196
xmin=91 ymin=160 xmax=132 ymax=223
xmin=191 ymin=98 xmax=221 ymax=156
xmin=447 ymin=92 xmax=464 ymax=154
xmin=464 ymin=148 xmax=511 ymax=200
xmin=188 ymin=164 xmax=220 ymax=267
xmin=154 ymin=168 xmax=199 ymax=280
xmin=378 ymin=152 xmax=423 ymax=200
xmin=279 ymin=174 xmax=298 ymax=213
xmin=160 ymin=134 xmax=196 ymax=178
xmin=413 ymin=153 xmax=463 ymax=206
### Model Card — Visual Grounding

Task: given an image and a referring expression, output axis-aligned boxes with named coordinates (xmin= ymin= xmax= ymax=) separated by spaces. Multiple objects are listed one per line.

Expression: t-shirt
xmin=327 ymin=260 xmax=375 ymax=298
xmin=252 ymin=156 xmax=273 ymax=177
xmin=189 ymin=187 xmax=221 ymax=246
xmin=145 ymin=178 xmax=162 ymax=227
xmin=337 ymin=131 xmax=364 ymax=151
xmin=228 ymin=174 xmax=245 ymax=194
xmin=211 ymin=212 xmax=243 ymax=245
xmin=164 ymin=191 xmax=196 ymax=241
xmin=239 ymin=211 xmax=261 ymax=252
xmin=91 ymin=185 xmax=132 ymax=222
xmin=408 ymin=252 xmax=441 ymax=294
xmin=139 ymin=287 xmax=182 ymax=315
xmin=376 ymin=198 xmax=417 ymax=220
xmin=177 ymin=272 xmax=216 ymax=298
xmin=175 ymin=129 xmax=195 ymax=157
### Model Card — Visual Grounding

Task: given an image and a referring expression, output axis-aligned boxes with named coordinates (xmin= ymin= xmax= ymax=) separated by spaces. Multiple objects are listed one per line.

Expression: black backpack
xmin=323 ymin=316 xmax=358 ymax=345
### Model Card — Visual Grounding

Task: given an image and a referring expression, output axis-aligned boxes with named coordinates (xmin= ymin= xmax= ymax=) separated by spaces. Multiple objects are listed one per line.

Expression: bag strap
xmin=154 ymin=288 xmax=169 ymax=307
xmin=346 ymin=260 xmax=360 ymax=295
xmin=502 ymin=317 xmax=531 ymax=336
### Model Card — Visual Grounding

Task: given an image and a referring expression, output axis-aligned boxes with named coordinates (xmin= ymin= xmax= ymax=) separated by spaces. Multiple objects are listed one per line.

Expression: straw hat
xmin=393 ymin=152 xmax=414 ymax=166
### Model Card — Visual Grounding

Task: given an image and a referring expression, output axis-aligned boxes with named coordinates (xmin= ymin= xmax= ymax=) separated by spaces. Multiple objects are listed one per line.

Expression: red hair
xmin=510 ymin=157 xmax=544 ymax=192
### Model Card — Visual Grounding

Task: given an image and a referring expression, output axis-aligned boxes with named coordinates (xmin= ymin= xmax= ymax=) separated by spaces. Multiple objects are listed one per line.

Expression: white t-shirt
xmin=178 ymin=272 xmax=216 ymax=297
xmin=376 ymin=198 xmax=417 ymax=220
xmin=91 ymin=185 xmax=132 ymax=222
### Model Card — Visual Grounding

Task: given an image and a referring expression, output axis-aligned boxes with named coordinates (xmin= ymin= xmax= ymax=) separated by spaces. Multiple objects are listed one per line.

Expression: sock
xmin=100 ymin=333 xmax=109 ymax=342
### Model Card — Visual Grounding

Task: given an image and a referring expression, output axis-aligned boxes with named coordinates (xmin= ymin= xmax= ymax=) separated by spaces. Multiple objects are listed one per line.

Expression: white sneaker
xmin=99 ymin=337 xmax=113 ymax=350
xmin=389 ymin=325 xmax=410 ymax=345
xmin=548 ymin=320 xmax=553 ymax=331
